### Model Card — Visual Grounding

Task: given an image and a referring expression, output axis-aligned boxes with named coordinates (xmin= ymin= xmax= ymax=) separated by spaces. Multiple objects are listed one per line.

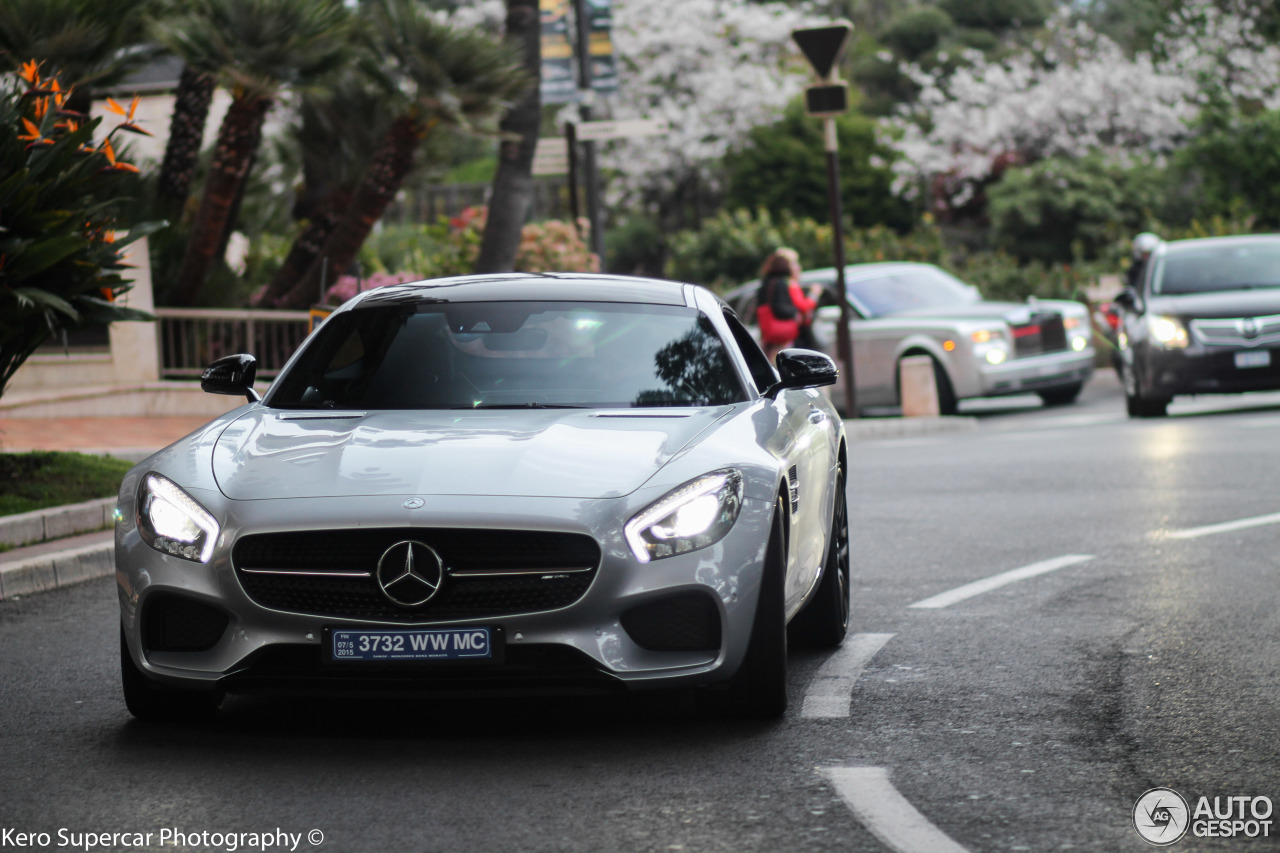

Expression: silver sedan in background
xmin=116 ymin=274 xmax=848 ymax=721
xmin=728 ymin=262 xmax=1095 ymax=414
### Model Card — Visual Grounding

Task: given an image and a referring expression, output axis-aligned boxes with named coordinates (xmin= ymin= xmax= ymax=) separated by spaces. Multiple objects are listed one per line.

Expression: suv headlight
xmin=137 ymin=474 xmax=220 ymax=563
xmin=625 ymin=470 xmax=744 ymax=563
xmin=1148 ymin=315 xmax=1189 ymax=348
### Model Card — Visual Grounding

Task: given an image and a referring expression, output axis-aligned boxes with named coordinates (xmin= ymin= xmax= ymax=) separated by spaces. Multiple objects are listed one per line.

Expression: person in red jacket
xmin=755 ymin=248 xmax=819 ymax=361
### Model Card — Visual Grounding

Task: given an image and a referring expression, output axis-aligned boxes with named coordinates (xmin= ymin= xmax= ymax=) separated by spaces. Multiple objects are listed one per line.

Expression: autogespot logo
xmin=1134 ymin=788 xmax=1190 ymax=846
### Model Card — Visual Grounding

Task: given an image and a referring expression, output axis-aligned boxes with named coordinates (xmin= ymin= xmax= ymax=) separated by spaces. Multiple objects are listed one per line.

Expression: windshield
xmin=1152 ymin=242 xmax=1280 ymax=295
xmin=843 ymin=267 xmax=977 ymax=317
xmin=269 ymin=301 xmax=746 ymax=410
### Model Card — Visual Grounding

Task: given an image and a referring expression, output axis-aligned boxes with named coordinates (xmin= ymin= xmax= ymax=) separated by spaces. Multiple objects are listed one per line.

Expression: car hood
xmin=211 ymin=408 xmax=730 ymax=501
xmin=1147 ymin=288 xmax=1280 ymax=319
xmin=874 ymin=301 xmax=1048 ymax=322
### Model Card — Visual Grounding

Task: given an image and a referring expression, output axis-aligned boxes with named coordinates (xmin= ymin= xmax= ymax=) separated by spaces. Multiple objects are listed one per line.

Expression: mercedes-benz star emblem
xmin=402 ymin=497 xmax=425 ymax=509
xmin=1242 ymin=318 xmax=1259 ymax=338
xmin=376 ymin=540 xmax=444 ymax=608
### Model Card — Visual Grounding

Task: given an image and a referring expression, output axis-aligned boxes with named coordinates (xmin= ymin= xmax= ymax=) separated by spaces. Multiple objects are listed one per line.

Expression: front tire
xmin=120 ymin=627 xmax=221 ymax=722
xmin=699 ymin=498 xmax=788 ymax=719
xmin=789 ymin=465 xmax=850 ymax=649
xmin=1121 ymin=362 xmax=1169 ymax=418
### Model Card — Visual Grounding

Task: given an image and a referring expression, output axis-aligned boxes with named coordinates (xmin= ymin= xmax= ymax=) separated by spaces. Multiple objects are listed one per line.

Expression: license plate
xmin=1235 ymin=350 xmax=1271 ymax=369
xmin=328 ymin=627 xmax=496 ymax=662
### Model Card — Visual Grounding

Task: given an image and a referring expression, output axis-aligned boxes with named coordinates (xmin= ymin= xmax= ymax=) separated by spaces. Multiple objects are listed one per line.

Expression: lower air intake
xmin=621 ymin=593 xmax=721 ymax=652
xmin=143 ymin=594 xmax=229 ymax=652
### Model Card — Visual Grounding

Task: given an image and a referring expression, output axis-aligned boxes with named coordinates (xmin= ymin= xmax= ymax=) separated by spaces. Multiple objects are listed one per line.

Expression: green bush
xmin=723 ymin=100 xmax=911 ymax=232
xmin=939 ymin=0 xmax=1049 ymax=30
xmin=664 ymin=208 xmax=833 ymax=289
xmin=0 ymin=65 xmax=161 ymax=397
xmin=880 ymin=6 xmax=956 ymax=59
xmin=1174 ymin=110 xmax=1280 ymax=229
xmin=665 ymin=207 xmax=1097 ymax=303
xmin=987 ymin=156 xmax=1170 ymax=265
xmin=605 ymin=214 xmax=664 ymax=276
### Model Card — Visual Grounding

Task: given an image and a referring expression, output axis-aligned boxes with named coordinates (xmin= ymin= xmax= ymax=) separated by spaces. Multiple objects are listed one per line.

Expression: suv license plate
xmin=329 ymin=627 xmax=496 ymax=662
xmin=1235 ymin=351 xmax=1271 ymax=369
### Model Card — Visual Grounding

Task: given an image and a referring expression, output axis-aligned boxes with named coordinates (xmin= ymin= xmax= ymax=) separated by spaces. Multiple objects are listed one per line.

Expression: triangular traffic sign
xmin=792 ymin=21 xmax=853 ymax=81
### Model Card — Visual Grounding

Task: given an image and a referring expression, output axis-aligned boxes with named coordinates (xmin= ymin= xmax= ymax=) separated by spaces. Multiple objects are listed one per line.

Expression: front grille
xmin=218 ymin=643 xmax=623 ymax=695
xmin=233 ymin=529 xmax=601 ymax=622
xmin=1011 ymin=311 xmax=1067 ymax=358
xmin=621 ymin=593 xmax=721 ymax=652
xmin=144 ymin=594 xmax=229 ymax=652
xmin=1190 ymin=313 xmax=1280 ymax=347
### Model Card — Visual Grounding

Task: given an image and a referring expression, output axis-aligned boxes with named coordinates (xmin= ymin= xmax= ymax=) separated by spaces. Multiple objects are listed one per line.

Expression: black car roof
xmin=349 ymin=273 xmax=690 ymax=307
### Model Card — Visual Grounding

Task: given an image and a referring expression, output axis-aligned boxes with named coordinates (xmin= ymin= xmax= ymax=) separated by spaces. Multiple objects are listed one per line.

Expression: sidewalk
xmin=0 ymin=415 xmax=210 ymax=457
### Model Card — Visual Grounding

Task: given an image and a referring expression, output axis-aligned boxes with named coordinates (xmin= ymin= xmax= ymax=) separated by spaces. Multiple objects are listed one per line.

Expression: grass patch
xmin=0 ymin=452 xmax=133 ymax=516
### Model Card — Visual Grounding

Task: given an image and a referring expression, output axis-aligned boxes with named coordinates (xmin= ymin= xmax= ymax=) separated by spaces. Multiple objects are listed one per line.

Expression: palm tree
xmin=255 ymin=70 xmax=393 ymax=307
xmin=0 ymin=0 xmax=155 ymax=115
xmin=154 ymin=62 xmax=218 ymax=217
xmin=474 ymin=0 xmax=542 ymax=274
xmin=275 ymin=0 xmax=528 ymax=309
xmin=153 ymin=0 xmax=353 ymax=306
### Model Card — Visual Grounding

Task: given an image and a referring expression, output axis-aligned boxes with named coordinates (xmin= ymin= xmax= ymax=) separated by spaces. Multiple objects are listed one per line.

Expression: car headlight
xmin=625 ymin=470 xmax=743 ymax=563
xmin=136 ymin=474 xmax=220 ymax=563
xmin=1148 ymin=315 xmax=1189 ymax=348
xmin=970 ymin=328 xmax=1010 ymax=365
xmin=1064 ymin=315 xmax=1090 ymax=351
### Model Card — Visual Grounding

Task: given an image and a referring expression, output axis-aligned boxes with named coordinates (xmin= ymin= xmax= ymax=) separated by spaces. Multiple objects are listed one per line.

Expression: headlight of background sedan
xmin=970 ymin=327 xmax=1011 ymax=365
xmin=625 ymin=470 xmax=743 ymax=563
xmin=1063 ymin=315 xmax=1091 ymax=351
xmin=137 ymin=474 xmax=220 ymax=563
xmin=1148 ymin=315 xmax=1189 ymax=348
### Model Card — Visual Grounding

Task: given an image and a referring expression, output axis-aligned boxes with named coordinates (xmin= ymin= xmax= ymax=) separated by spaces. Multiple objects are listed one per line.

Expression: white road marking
xmin=1234 ymin=416 xmax=1280 ymax=428
xmin=1166 ymin=511 xmax=1280 ymax=540
xmin=801 ymin=633 xmax=894 ymax=719
xmin=821 ymin=766 xmax=970 ymax=853
xmin=908 ymin=554 xmax=1095 ymax=610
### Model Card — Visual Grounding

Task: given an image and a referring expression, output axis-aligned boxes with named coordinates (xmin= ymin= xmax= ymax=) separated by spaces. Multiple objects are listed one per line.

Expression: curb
xmin=845 ymin=416 xmax=978 ymax=439
xmin=0 ymin=497 xmax=115 ymax=549
xmin=0 ymin=538 xmax=113 ymax=600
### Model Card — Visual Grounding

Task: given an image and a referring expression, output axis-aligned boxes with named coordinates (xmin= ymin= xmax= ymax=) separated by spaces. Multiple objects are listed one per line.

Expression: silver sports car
xmin=116 ymin=274 xmax=848 ymax=720
xmin=728 ymin=262 xmax=1095 ymax=414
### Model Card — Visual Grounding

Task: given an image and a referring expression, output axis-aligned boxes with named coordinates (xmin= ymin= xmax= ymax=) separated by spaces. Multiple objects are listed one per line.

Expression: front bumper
xmin=968 ymin=348 xmax=1095 ymax=399
xmin=116 ymin=492 xmax=773 ymax=696
xmin=1140 ymin=345 xmax=1280 ymax=397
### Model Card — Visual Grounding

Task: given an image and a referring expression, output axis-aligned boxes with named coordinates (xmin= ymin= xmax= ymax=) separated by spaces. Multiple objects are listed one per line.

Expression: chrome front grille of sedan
xmin=232 ymin=528 xmax=601 ymax=622
xmin=1190 ymin=313 xmax=1280 ymax=347
xmin=1010 ymin=312 xmax=1068 ymax=358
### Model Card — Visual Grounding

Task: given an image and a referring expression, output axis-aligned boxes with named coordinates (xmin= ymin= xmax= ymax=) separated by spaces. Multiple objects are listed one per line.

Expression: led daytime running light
xmin=625 ymin=470 xmax=743 ymax=563
xmin=138 ymin=474 xmax=220 ymax=563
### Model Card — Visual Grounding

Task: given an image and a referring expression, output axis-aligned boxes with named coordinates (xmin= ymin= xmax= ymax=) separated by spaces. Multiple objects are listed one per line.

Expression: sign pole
xmin=824 ymin=117 xmax=857 ymax=417
xmin=565 ymin=122 xmax=581 ymax=238
xmin=793 ymin=20 xmax=857 ymax=418
xmin=571 ymin=0 xmax=605 ymax=259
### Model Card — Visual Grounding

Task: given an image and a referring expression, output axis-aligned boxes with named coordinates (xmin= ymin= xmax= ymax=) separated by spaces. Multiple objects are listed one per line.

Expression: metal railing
xmin=156 ymin=308 xmax=311 ymax=379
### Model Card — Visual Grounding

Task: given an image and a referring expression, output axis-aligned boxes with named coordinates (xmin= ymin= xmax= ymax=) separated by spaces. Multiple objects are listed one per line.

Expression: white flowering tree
xmin=886 ymin=0 xmax=1280 ymax=212
xmin=603 ymin=0 xmax=818 ymax=220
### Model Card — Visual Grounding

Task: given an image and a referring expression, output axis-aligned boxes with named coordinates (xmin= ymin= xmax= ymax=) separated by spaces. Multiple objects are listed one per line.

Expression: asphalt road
xmin=2 ymin=372 xmax=1278 ymax=852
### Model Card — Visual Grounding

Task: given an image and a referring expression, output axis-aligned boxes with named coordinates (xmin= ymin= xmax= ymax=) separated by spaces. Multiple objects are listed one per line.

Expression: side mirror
xmin=1113 ymin=288 xmax=1140 ymax=312
xmin=765 ymin=349 xmax=838 ymax=398
xmin=201 ymin=354 xmax=261 ymax=403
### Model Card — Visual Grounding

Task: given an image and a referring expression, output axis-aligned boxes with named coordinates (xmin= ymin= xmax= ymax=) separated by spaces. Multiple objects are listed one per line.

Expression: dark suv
xmin=1116 ymin=235 xmax=1280 ymax=417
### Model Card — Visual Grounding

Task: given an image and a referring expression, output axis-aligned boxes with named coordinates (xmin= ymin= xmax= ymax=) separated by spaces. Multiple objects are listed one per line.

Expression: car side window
xmin=723 ymin=309 xmax=777 ymax=393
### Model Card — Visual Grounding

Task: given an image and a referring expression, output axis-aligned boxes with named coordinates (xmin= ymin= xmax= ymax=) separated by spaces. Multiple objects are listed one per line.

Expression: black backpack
xmin=758 ymin=273 xmax=797 ymax=320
